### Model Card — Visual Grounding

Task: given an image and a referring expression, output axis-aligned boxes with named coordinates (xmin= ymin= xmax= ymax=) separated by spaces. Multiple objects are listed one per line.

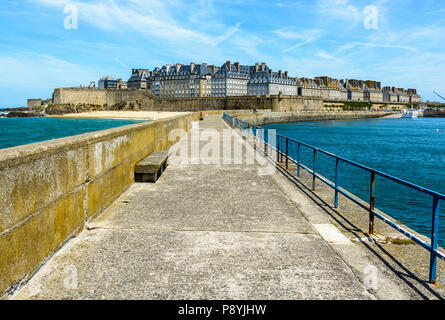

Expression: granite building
xmin=364 ymin=80 xmax=383 ymax=102
xmin=395 ymin=88 xmax=411 ymax=103
xmin=98 ymin=76 xmax=118 ymax=89
xmin=408 ymin=89 xmax=421 ymax=103
xmin=295 ymin=78 xmax=322 ymax=97
xmin=151 ymin=63 xmax=213 ymax=98
xmin=125 ymin=60 xmax=421 ymax=103
xmin=127 ymin=69 xmax=151 ymax=89
xmin=247 ymin=63 xmax=297 ymax=96
xmin=383 ymin=87 xmax=398 ymax=103
xmin=212 ymin=61 xmax=252 ymax=97
xmin=341 ymin=79 xmax=366 ymax=101
xmin=314 ymin=77 xmax=348 ymax=100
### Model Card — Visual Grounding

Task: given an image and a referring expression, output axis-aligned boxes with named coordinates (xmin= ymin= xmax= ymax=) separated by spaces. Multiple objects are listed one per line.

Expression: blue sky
xmin=0 ymin=0 xmax=444 ymax=107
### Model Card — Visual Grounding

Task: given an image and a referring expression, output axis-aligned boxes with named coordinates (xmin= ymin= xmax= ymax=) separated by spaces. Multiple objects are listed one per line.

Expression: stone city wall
xmin=52 ymin=88 xmax=325 ymax=112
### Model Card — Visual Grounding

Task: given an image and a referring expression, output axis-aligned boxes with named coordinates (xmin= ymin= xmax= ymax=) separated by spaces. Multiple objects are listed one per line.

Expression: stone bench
xmin=135 ymin=151 xmax=168 ymax=183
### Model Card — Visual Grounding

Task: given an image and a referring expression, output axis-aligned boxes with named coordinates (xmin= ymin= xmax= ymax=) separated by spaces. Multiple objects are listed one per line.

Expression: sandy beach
xmin=50 ymin=111 xmax=189 ymax=120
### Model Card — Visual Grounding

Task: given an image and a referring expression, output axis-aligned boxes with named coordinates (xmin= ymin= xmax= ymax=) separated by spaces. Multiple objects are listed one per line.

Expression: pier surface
xmin=16 ymin=116 xmax=401 ymax=299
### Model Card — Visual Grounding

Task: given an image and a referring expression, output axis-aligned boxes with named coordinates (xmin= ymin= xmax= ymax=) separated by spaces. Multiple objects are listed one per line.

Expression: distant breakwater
xmin=233 ymin=111 xmax=395 ymax=126
xmin=423 ymin=110 xmax=445 ymax=117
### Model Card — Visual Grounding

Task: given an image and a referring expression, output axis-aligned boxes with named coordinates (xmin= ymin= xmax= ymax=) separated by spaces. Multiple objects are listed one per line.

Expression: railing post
xmin=264 ymin=129 xmax=268 ymax=154
xmin=277 ymin=136 xmax=280 ymax=162
xmin=334 ymin=158 xmax=339 ymax=208
xmin=285 ymin=138 xmax=289 ymax=170
xmin=297 ymin=143 xmax=301 ymax=178
xmin=369 ymin=170 xmax=376 ymax=235
xmin=312 ymin=149 xmax=317 ymax=191
xmin=429 ymin=197 xmax=440 ymax=284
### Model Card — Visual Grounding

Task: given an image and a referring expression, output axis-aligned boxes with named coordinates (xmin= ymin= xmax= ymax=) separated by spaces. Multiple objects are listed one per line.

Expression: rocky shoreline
xmin=0 ymin=106 xmax=44 ymax=118
xmin=0 ymin=101 xmax=147 ymax=118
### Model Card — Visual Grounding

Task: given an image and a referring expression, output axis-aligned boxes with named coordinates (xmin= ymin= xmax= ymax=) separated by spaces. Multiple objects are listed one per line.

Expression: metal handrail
xmin=223 ymin=112 xmax=444 ymax=284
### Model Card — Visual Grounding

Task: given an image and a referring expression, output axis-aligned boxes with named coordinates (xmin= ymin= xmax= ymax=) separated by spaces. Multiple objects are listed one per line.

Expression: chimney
xmin=255 ymin=63 xmax=259 ymax=73
xmin=226 ymin=60 xmax=231 ymax=70
xmin=234 ymin=62 xmax=240 ymax=73
xmin=176 ymin=64 xmax=181 ymax=73
xmin=268 ymin=69 xmax=272 ymax=76
xmin=209 ymin=65 xmax=215 ymax=74
xmin=278 ymin=70 xmax=282 ymax=78
xmin=284 ymin=71 xmax=288 ymax=77
xmin=190 ymin=62 xmax=195 ymax=73
xmin=165 ymin=64 xmax=171 ymax=73
xmin=261 ymin=62 xmax=266 ymax=72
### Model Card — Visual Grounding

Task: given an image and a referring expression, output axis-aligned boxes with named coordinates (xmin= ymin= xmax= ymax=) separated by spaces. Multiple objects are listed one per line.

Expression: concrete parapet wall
xmin=0 ymin=113 xmax=199 ymax=296
xmin=235 ymin=111 xmax=394 ymax=126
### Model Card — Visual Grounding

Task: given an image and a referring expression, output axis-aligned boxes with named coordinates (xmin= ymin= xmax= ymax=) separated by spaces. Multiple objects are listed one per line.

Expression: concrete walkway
xmin=16 ymin=115 xmax=376 ymax=300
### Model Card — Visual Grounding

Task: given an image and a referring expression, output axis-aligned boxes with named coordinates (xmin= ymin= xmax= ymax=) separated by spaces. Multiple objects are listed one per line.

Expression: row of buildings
xmin=98 ymin=61 xmax=422 ymax=103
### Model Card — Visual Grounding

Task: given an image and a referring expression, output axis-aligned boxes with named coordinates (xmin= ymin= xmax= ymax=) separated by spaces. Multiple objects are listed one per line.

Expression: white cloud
xmin=336 ymin=41 xmax=417 ymax=54
xmin=274 ymin=27 xmax=323 ymax=52
xmin=34 ymin=0 xmax=240 ymax=46
xmin=316 ymin=51 xmax=344 ymax=63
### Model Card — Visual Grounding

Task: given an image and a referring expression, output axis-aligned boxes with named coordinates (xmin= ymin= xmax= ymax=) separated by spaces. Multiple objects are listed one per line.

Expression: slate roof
xmin=154 ymin=63 xmax=212 ymax=77
xmin=128 ymin=69 xmax=150 ymax=82
xmin=295 ymin=78 xmax=319 ymax=88
xmin=248 ymin=63 xmax=296 ymax=85
xmin=214 ymin=62 xmax=254 ymax=78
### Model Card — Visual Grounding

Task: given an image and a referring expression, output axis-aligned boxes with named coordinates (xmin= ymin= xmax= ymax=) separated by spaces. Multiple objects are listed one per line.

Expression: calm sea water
xmin=263 ymin=118 xmax=445 ymax=247
xmin=0 ymin=117 xmax=146 ymax=150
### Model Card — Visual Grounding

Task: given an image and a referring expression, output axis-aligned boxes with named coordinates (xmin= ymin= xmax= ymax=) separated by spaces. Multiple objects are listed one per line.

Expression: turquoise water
xmin=263 ymin=118 xmax=445 ymax=247
xmin=0 ymin=117 xmax=146 ymax=150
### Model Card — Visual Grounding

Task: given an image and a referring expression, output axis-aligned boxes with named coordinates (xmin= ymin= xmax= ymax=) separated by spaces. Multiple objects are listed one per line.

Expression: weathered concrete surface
xmin=0 ymin=113 xmax=198 ymax=296
xmin=15 ymin=116 xmax=381 ymax=300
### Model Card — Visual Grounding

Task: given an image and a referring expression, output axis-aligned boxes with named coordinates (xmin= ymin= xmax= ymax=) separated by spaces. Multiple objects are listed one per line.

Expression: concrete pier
xmin=13 ymin=115 xmax=390 ymax=300
xmin=13 ymin=112 xmax=445 ymax=300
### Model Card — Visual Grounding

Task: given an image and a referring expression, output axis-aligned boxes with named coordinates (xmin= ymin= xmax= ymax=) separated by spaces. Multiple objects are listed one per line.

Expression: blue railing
xmin=223 ymin=112 xmax=444 ymax=284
